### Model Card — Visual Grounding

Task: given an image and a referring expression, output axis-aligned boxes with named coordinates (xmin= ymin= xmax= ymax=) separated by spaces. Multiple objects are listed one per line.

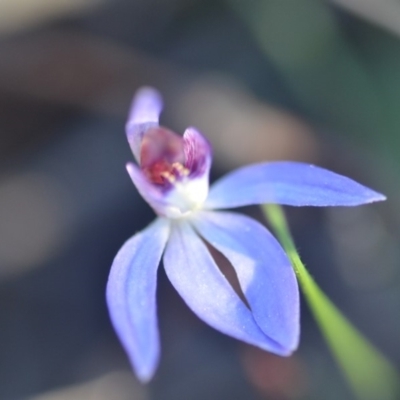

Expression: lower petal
xmin=191 ymin=211 xmax=299 ymax=353
xmin=106 ymin=218 xmax=170 ymax=382
xmin=163 ymin=220 xmax=287 ymax=354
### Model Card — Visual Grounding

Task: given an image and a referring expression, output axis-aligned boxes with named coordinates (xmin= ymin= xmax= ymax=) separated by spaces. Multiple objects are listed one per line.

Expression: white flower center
xmin=163 ymin=177 xmax=209 ymax=219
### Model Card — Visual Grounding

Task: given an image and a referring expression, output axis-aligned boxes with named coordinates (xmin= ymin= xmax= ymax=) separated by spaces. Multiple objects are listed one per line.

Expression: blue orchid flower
xmin=106 ymin=87 xmax=385 ymax=382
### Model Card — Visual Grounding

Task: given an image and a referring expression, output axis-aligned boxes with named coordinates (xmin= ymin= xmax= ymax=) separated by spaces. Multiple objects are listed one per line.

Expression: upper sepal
xmin=126 ymin=87 xmax=163 ymax=162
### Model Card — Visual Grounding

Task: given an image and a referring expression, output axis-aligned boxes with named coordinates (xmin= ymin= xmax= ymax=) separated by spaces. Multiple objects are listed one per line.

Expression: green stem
xmin=262 ymin=203 xmax=399 ymax=400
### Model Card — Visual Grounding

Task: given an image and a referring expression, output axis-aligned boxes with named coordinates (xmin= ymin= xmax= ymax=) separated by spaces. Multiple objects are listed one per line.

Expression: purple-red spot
xmin=140 ymin=127 xmax=186 ymax=185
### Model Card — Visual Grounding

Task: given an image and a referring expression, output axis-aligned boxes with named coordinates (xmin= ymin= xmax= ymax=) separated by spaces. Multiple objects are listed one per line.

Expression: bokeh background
xmin=0 ymin=0 xmax=399 ymax=399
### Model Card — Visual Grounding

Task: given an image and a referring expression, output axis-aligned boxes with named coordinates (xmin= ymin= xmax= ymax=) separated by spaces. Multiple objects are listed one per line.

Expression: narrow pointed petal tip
xmin=106 ymin=218 xmax=170 ymax=382
xmin=370 ymin=191 xmax=387 ymax=202
xmin=205 ymin=161 xmax=387 ymax=209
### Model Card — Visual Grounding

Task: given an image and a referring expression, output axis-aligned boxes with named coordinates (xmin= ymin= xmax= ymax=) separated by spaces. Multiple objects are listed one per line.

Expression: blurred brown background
xmin=0 ymin=1 xmax=399 ymax=399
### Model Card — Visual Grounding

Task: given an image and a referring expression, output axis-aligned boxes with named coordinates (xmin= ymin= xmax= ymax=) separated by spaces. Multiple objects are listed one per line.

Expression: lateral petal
xmin=163 ymin=220 xmax=288 ymax=355
xmin=205 ymin=161 xmax=386 ymax=209
xmin=106 ymin=218 xmax=170 ymax=382
xmin=192 ymin=211 xmax=299 ymax=353
xmin=183 ymin=127 xmax=212 ymax=179
xmin=125 ymin=87 xmax=163 ymax=162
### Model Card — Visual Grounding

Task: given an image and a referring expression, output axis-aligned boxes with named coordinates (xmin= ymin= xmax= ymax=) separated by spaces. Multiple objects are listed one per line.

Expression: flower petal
xmin=191 ymin=211 xmax=299 ymax=352
xmin=163 ymin=220 xmax=288 ymax=355
xmin=126 ymin=87 xmax=163 ymax=162
xmin=183 ymin=127 xmax=212 ymax=179
xmin=205 ymin=161 xmax=386 ymax=209
xmin=106 ymin=218 xmax=170 ymax=382
xmin=126 ymin=162 xmax=179 ymax=217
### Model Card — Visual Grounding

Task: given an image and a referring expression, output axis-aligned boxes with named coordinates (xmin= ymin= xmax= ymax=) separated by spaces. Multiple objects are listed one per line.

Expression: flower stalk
xmin=262 ymin=203 xmax=399 ymax=400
